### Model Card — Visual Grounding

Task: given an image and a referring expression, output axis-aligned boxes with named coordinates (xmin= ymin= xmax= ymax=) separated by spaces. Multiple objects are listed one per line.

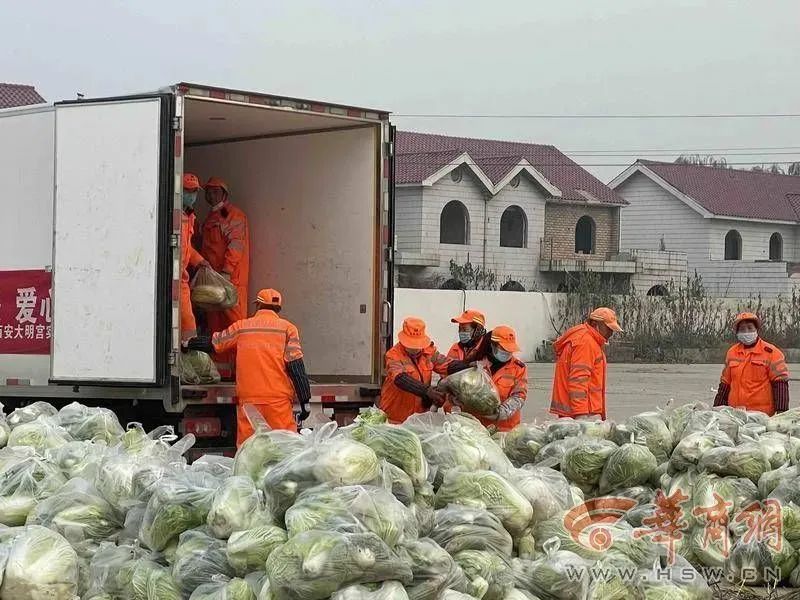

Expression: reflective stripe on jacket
xmin=721 ymin=338 xmax=789 ymax=415
xmin=201 ymin=201 xmax=250 ymax=287
xmin=550 ymin=323 xmax=607 ymax=419
xmin=474 ymin=359 xmax=528 ymax=432
xmin=380 ymin=343 xmax=452 ymax=424
xmin=212 ymin=309 xmax=303 ymax=403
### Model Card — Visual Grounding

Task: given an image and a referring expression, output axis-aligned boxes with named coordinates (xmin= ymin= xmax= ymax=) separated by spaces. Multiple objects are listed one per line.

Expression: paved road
xmin=522 ymin=363 xmax=800 ymax=423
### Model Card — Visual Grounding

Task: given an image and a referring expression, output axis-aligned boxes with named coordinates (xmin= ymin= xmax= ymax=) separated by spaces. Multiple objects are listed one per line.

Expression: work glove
xmin=184 ymin=336 xmax=213 ymax=354
xmin=425 ymin=387 xmax=447 ymax=407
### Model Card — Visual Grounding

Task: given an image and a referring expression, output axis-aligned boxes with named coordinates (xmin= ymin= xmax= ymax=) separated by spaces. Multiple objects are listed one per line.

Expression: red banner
xmin=0 ymin=270 xmax=52 ymax=355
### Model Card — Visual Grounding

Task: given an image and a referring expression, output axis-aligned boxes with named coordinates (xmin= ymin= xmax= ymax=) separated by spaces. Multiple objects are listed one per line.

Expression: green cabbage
xmin=697 ymin=442 xmax=771 ymax=483
xmin=355 ymin=408 xmax=389 ymax=425
xmin=442 ymin=366 xmax=501 ymax=415
xmin=598 ymin=441 xmax=658 ymax=494
xmin=120 ymin=559 xmax=181 ymax=600
xmin=511 ymin=541 xmax=592 ymax=600
xmin=233 ymin=430 xmax=306 ymax=486
xmin=613 ymin=413 xmax=673 ymax=463
xmin=189 ymin=577 xmax=256 ymax=600
xmin=351 ymin=423 xmax=429 ymax=486
xmin=503 ymin=425 xmax=547 ymax=467
xmin=266 ymin=530 xmax=412 ymax=600
xmin=0 ymin=525 xmax=79 ymax=600
xmin=332 ymin=581 xmax=409 ymax=600
xmin=57 ymin=402 xmax=125 ymax=444
xmin=207 ymin=475 xmax=271 ymax=539
xmin=7 ymin=417 xmax=72 ymax=451
xmin=312 ymin=437 xmax=381 ymax=486
xmin=669 ymin=428 xmax=734 ymax=471
xmin=399 ymin=538 xmax=468 ymax=600
xmin=227 ymin=525 xmax=287 ymax=575
xmin=430 ymin=505 xmax=514 ymax=557
xmin=453 ymin=550 xmax=513 ymax=600
xmin=561 ymin=438 xmax=617 ymax=491
xmin=172 ymin=529 xmax=235 ymax=597
xmin=727 ymin=537 xmax=797 ymax=585
xmin=511 ymin=467 xmax=573 ymax=524
xmin=435 ymin=469 xmax=533 ymax=536
xmin=7 ymin=402 xmax=58 ymax=429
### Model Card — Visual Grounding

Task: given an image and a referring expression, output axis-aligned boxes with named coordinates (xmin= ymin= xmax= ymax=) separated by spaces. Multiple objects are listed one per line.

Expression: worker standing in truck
xmin=200 ymin=177 xmax=250 ymax=378
xmin=447 ymin=309 xmax=487 ymax=360
xmin=380 ymin=317 xmax=470 ymax=424
xmin=186 ymin=288 xmax=310 ymax=445
xmin=550 ymin=307 xmax=622 ymax=421
xmin=179 ymin=174 xmax=208 ymax=342
xmin=713 ymin=312 xmax=789 ymax=415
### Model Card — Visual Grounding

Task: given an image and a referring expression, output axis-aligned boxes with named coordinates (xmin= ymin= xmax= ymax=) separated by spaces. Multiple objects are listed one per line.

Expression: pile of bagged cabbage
xmin=3 ymin=402 xmax=800 ymax=600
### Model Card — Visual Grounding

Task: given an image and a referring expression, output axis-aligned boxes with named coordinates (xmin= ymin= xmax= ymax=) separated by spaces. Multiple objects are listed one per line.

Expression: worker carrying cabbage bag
xmin=191 ymin=264 xmax=238 ymax=311
xmin=440 ymin=325 xmax=528 ymax=432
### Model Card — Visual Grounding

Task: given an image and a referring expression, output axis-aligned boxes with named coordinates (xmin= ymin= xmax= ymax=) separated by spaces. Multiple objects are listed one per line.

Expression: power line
xmin=394 ymin=159 xmax=800 ymax=168
xmin=394 ymin=112 xmax=800 ymax=119
xmin=562 ymin=145 xmax=800 ymax=154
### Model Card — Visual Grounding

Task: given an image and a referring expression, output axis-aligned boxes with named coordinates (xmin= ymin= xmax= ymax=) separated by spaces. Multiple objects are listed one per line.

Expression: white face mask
xmin=492 ymin=347 xmax=512 ymax=363
xmin=737 ymin=331 xmax=758 ymax=346
xmin=458 ymin=329 xmax=474 ymax=344
xmin=211 ymin=201 xmax=225 ymax=212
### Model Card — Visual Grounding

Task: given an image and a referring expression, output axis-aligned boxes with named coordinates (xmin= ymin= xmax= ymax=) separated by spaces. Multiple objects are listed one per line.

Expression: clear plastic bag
xmin=453 ymin=550 xmax=514 ymax=600
xmin=512 ymin=538 xmax=592 ymax=600
xmin=285 ymin=484 xmax=417 ymax=547
xmin=669 ymin=424 xmax=734 ymax=471
xmin=226 ymin=526 xmax=288 ymax=576
xmin=47 ymin=440 xmax=107 ymax=480
xmin=191 ymin=264 xmax=238 ymax=311
xmin=430 ymin=505 xmax=513 ymax=557
xmin=189 ymin=576 xmax=257 ymax=600
xmin=400 ymin=538 xmax=469 ymax=600
xmin=697 ymin=442 xmax=772 ymax=483
xmin=6 ymin=401 xmax=58 ymax=429
xmin=332 ymin=581 xmax=410 ymax=600
xmin=7 ymin=416 xmax=72 ymax=451
xmin=598 ymin=439 xmax=658 ymax=495
xmin=25 ymin=477 xmax=122 ymax=542
xmin=179 ymin=350 xmax=222 ymax=385
xmin=192 ymin=455 xmax=235 ymax=479
xmin=611 ymin=412 xmax=673 ymax=463
xmin=233 ymin=429 xmax=306 ymax=486
xmin=440 ymin=365 xmax=501 ymax=416
xmin=350 ymin=422 xmax=429 ymax=487
xmin=207 ymin=475 xmax=271 ymax=539
xmin=172 ymin=529 xmax=235 ymax=597
xmin=266 ymin=530 xmax=413 ymax=600
xmin=434 ymin=469 xmax=533 ymax=537
xmin=0 ymin=455 xmax=67 ymax=526
xmin=503 ymin=424 xmax=547 ymax=467
xmin=118 ymin=557 xmax=182 ymax=599
xmin=512 ymin=467 xmax=573 ymax=524
xmin=0 ymin=524 xmax=79 ymax=600
xmin=57 ymin=402 xmax=124 ymax=444
xmin=138 ymin=471 xmax=220 ymax=551
xmin=561 ymin=438 xmax=618 ymax=492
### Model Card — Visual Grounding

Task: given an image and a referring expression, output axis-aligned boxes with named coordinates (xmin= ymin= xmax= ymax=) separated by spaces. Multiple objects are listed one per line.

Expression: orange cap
xmin=256 ymin=288 xmax=282 ymax=308
xmin=491 ymin=325 xmax=520 ymax=353
xmin=451 ymin=309 xmax=486 ymax=327
xmin=204 ymin=176 xmax=229 ymax=194
xmin=397 ymin=317 xmax=431 ymax=350
xmin=733 ymin=312 xmax=761 ymax=331
xmin=183 ymin=173 xmax=202 ymax=191
xmin=588 ymin=307 xmax=623 ymax=332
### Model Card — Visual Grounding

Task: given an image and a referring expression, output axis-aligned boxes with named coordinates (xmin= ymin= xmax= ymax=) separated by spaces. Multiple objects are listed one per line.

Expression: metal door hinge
xmin=172 ymin=116 xmax=181 ymax=131
xmin=168 ymin=351 xmax=177 ymax=366
xmin=385 ymin=141 xmax=394 ymax=157
xmin=170 ymin=234 xmax=179 ymax=248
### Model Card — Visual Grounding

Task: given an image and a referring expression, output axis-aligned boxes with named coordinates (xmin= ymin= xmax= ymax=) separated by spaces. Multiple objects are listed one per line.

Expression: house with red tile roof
xmin=611 ymin=160 xmax=800 ymax=297
xmin=395 ymin=132 xmax=685 ymax=291
xmin=0 ymin=83 xmax=45 ymax=109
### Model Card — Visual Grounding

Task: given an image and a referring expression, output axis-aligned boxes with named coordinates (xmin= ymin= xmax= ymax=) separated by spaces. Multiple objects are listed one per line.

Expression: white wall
xmin=707 ymin=218 xmax=797 ymax=262
xmin=393 ymin=288 xmax=559 ymax=362
xmin=0 ymin=107 xmax=55 ymax=385
xmin=617 ymin=172 xmax=711 ymax=263
xmin=395 ymin=187 xmax=423 ymax=253
xmin=187 ymin=126 xmax=378 ymax=379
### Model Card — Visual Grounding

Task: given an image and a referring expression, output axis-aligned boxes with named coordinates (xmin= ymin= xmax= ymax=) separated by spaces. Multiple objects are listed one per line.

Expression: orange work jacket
xmin=201 ymin=201 xmax=250 ymax=288
xmin=380 ymin=343 xmax=452 ymax=424
xmin=179 ymin=211 xmax=204 ymax=339
xmin=212 ymin=309 xmax=303 ymax=403
xmin=550 ymin=323 xmax=608 ymax=420
xmin=721 ymin=338 xmax=788 ymax=416
xmin=447 ymin=342 xmax=467 ymax=361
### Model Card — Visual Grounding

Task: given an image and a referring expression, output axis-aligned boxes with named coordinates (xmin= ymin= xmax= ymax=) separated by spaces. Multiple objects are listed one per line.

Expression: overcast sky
xmin=4 ymin=0 xmax=799 ymax=181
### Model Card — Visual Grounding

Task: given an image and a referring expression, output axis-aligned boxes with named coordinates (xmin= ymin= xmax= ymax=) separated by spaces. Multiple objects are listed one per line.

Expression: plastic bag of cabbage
xmin=440 ymin=365 xmax=501 ymax=416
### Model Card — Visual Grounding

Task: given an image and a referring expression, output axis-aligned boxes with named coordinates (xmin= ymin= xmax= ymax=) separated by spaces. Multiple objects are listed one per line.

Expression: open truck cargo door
xmin=51 ymin=95 xmax=174 ymax=385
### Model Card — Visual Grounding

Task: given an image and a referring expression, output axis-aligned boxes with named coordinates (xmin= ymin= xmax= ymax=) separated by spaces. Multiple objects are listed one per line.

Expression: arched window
xmin=440 ymin=201 xmax=469 ymax=245
xmin=647 ymin=284 xmax=669 ymax=297
xmin=575 ymin=216 xmax=596 ymax=254
xmin=501 ymin=280 xmax=525 ymax=292
xmin=769 ymin=232 xmax=783 ymax=261
xmin=500 ymin=205 xmax=527 ymax=248
xmin=724 ymin=230 xmax=742 ymax=260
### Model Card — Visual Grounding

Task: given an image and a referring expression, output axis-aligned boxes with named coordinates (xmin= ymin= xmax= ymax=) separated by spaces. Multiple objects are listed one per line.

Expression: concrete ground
xmin=522 ymin=363 xmax=800 ymax=423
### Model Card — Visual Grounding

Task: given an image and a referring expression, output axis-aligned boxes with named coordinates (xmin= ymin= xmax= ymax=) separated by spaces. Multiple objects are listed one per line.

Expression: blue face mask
xmin=458 ymin=329 xmax=474 ymax=344
xmin=492 ymin=347 xmax=512 ymax=363
xmin=182 ymin=190 xmax=198 ymax=210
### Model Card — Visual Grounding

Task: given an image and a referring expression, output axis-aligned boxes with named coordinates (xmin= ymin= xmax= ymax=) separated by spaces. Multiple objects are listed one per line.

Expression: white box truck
xmin=0 ymin=83 xmax=395 ymax=456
